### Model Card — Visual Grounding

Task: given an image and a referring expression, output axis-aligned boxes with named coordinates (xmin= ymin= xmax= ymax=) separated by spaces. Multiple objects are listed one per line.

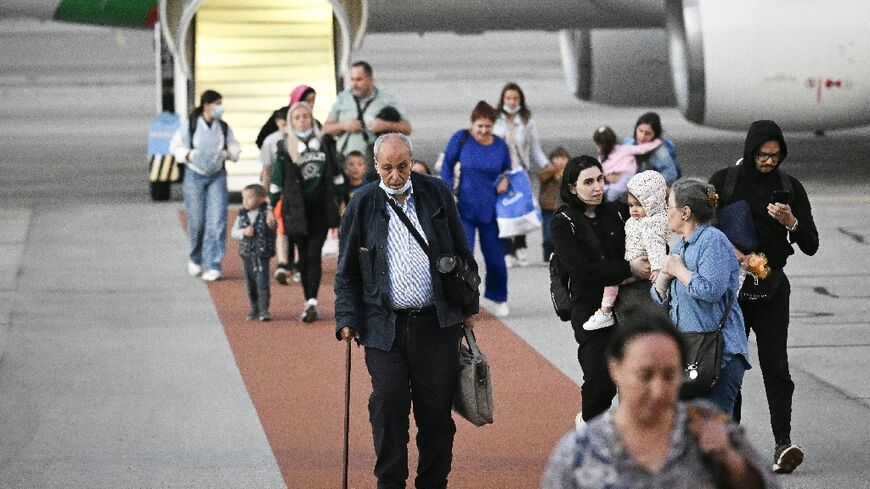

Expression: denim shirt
xmin=650 ymin=224 xmax=750 ymax=369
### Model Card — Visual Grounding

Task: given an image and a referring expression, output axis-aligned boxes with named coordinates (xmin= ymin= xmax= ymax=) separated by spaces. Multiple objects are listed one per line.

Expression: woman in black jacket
xmin=550 ymin=155 xmax=650 ymax=425
xmin=270 ymin=102 xmax=346 ymax=323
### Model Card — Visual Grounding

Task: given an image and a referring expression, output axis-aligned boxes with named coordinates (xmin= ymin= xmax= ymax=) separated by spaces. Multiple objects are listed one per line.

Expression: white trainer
xmin=490 ymin=301 xmax=510 ymax=317
xmin=504 ymin=254 xmax=518 ymax=268
xmin=582 ymin=310 xmax=615 ymax=330
xmin=201 ymin=269 xmax=221 ymax=282
xmin=187 ymin=261 xmax=202 ymax=277
xmin=515 ymin=247 xmax=530 ymax=267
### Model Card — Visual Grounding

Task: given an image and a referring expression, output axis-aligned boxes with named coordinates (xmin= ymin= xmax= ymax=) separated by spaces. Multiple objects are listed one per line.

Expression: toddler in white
xmin=583 ymin=170 xmax=669 ymax=330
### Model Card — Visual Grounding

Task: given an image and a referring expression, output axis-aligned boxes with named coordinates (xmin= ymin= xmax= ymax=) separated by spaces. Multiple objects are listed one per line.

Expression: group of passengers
xmin=170 ymin=59 xmax=818 ymax=486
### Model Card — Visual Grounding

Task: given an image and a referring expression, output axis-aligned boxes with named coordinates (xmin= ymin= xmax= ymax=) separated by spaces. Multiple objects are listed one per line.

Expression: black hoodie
xmin=709 ymin=120 xmax=818 ymax=269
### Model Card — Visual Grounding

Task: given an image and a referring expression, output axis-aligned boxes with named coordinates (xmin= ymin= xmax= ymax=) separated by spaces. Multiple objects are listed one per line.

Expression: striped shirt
xmin=385 ymin=186 xmax=434 ymax=309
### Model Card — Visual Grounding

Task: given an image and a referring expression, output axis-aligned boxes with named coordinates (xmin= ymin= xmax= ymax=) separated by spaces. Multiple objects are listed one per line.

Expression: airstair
xmin=194 ymin=0 xmax=338 ymax=190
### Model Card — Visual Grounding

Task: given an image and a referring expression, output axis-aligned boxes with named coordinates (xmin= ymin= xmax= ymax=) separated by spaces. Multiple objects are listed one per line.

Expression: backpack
xmin=549 ymin=212 xmax=576 ymax=321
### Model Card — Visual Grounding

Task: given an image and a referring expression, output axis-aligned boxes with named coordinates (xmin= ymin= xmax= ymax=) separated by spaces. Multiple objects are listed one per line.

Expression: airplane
xmin=3 ymin=0 xmax=868 ymax=199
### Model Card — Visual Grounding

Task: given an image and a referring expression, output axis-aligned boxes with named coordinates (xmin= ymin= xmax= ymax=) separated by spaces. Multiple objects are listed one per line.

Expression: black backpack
xmin=549 ymin=212 xmax=576 ymax=321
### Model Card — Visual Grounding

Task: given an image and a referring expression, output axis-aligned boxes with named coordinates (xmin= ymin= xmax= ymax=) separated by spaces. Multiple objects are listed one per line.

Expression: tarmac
xmin=1 ymin=18 xmax=869 ymax=488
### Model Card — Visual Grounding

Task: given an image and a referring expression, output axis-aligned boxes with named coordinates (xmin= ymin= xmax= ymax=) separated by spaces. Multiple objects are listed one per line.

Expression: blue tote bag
xmin=496 ymin=168 xmax=541 ymax=238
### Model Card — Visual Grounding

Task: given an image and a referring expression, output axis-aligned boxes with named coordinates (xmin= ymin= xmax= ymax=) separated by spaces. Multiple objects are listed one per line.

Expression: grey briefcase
xmin=453 ymin=328 xmax=494 ymax=427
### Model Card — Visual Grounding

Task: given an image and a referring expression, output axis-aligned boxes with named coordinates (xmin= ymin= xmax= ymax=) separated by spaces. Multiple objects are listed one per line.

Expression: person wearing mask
xmin=709 ymin=120 xmax=819 ymax=474
xmin=322 ymin=61 xmax=411 ymax=179
xmin=542 ymin=310 xmax=780 ymax=489
xmin=441 ymin=101 xmax=512 ymax=317
xmin=271 ymin=102 xmax=345 ymax=322
xmin=335 ymin=133 xmax=478 ymax=489
xmin=493 ymin=82 xmax=549 ymax=267
xmin=170 ymin=89 xmax=241 ymax=282
xmin=550 ymin=155 xmax=650 ymax=425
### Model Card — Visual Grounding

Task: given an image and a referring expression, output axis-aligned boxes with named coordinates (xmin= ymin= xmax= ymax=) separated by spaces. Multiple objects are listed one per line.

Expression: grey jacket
xmin=334 ymin=172 xmax=479 ymax=351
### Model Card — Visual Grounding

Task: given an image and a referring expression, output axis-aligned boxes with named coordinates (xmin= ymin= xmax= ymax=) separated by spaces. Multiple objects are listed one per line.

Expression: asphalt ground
xmin=1 ymin=18 xmax=869 ymax=488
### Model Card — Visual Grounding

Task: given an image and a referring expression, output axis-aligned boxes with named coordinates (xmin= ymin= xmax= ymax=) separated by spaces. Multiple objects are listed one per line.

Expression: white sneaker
xmin=515 ymin=248 xmax=530 ymax=267
xmin=504 ymin=254 xmax=518 ymax=268
xmin=490 ymin=301 xmax=509 ymax=317
xmin=575 ymin=411 xmax=586 ymax=431
xmin=187 ymin=261 xmax=202 ymax=277
xmin=201 ymin=269 xmax=221 ymax=282
xmin=582 ymin=310 xmax=615 ymax=331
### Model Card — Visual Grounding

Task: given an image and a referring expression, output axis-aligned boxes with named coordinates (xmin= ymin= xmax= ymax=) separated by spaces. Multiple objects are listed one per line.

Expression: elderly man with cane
xmin=335 ymin=133 xmax=479 ymax=489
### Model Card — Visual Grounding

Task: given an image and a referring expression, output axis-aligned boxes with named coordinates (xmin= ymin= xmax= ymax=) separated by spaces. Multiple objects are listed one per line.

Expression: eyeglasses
xmin=756 ymin=151 xmax=781 ymax=162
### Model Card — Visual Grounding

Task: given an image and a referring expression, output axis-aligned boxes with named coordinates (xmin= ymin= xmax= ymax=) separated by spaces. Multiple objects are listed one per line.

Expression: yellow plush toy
xmin=746 ymin=252 xmax=770 ymax=280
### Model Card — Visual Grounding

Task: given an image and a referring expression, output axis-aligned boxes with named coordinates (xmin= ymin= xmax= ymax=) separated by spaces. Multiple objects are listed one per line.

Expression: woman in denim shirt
xmin=651 ymin=178 xmax=750 ymax=413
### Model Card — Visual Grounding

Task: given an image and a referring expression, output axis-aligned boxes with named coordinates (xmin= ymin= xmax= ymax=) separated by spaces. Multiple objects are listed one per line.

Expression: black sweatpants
xmin=572 ymin=307 xmax=617 ymax=422
xmin=733 ymin=276 xmax=794 ymax=445
xmin=364 ymin=312 xmax=462 ymax=489
xmin=295 ymin=206 xmax=330 ymax=301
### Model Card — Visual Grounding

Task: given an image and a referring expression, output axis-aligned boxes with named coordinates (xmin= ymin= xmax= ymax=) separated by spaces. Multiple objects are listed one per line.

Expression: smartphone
xmin=770 ymin=190 xmax=792 ymax=205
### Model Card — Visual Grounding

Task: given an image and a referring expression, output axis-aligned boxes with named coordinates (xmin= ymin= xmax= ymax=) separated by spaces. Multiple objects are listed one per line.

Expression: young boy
xmin=343 ymin=150 xmax=368 ymax=203
xmin=231 ymin=184 xmax=277 ymax=321
xmin=539 ymin=147 xmax=570 ymax=261
xmin=584 ymin=170 xmax=669 ymax=330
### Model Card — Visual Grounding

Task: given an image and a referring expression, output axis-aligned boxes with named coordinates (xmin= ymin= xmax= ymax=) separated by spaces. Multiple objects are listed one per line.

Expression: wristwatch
xmin=786 ymin=219 xmax=798 ymax=232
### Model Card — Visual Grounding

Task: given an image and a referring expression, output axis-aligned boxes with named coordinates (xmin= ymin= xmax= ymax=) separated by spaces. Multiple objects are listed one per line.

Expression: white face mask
xmin=503 ymin=105 xmax=520 ymax=115
xmin=379 ymin=178 xmax=412 ymax=196
xmin=294 ymin=128 xmax=313 ymax=139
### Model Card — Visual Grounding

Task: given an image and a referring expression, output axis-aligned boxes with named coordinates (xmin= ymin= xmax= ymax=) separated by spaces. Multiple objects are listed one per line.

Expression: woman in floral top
xmin=542 ymin=312 xmax=778 ymax=489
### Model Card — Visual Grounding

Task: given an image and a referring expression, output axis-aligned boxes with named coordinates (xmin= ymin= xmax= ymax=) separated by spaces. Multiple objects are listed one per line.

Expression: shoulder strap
xmin=722 ymin=164 xmax=741 ymax=204
xmin=718 ymin=290 xmax=736 ymax=331
xmin=188 ymin=117 xmax=229 ymax=150
xmin=220 ymin=120 xmax=229 ymax=150
xmin=559 ymin=208 xmax=604 ymax=260
xmin=385 ymin=196 xmax=434 ymax=263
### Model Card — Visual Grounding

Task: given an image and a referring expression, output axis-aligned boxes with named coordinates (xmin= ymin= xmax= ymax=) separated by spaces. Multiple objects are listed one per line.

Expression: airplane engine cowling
xmin=666 ymin=0 xmax=870 ymax=131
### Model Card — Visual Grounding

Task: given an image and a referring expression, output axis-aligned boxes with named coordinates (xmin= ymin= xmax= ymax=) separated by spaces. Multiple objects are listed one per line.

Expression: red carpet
xmin=190 ymin=212 xmax=580 ymax=487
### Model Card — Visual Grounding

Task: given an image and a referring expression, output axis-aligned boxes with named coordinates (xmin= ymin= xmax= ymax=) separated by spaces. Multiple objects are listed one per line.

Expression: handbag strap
xmin=385 ymin=194 xmax=435 ymax=263
xmin=717 ymin=290 xmax=736 ymax=332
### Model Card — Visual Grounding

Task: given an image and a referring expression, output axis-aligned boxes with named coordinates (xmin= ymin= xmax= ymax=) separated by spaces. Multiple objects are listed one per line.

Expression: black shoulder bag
xmin=385 ymin=196 xmax=480 ymax=307
xmin=680 ymin=290 xmax=736 ymax=398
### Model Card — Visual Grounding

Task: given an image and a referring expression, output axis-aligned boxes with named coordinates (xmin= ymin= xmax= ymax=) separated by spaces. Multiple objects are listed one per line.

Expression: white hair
xmin=373 ymin=133 xmax=413 ymax=161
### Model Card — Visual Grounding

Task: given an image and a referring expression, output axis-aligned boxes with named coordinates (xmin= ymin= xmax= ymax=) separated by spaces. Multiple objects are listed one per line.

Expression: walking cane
xmin=342 ymin=338 xmax=351 ymax=489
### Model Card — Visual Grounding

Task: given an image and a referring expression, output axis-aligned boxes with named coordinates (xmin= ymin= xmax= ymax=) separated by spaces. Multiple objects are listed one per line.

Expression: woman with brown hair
xmin=441 ymin=101 xmax=512 ymax=316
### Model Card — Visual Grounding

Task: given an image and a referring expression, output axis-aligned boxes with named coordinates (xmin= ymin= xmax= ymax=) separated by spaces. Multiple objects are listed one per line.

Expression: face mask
xmin=503 ymin=105 xmax=520 ymax=115
xmin=294 ymin=128 xmax=313 ymax=139
xmin=379 ymin=178 xmax=412 ymax=196
xmin=212 ymin=104 xmax=224 ymax=119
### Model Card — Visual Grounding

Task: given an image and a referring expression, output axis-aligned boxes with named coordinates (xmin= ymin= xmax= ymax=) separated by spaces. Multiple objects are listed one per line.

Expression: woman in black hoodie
xmin=551 ymin=155 xmax=650 ymax=426
xmin=709 ymin=120 xmax=819 ymax=474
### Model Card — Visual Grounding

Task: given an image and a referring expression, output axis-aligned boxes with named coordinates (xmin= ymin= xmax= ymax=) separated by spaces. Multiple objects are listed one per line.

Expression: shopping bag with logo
xmin=496 ymin=168 xmax=541 ymax=238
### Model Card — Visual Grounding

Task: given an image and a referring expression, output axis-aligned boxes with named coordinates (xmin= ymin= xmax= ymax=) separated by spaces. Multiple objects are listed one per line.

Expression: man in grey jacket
xmin=335 ymin=133 xmax=478 ymax=488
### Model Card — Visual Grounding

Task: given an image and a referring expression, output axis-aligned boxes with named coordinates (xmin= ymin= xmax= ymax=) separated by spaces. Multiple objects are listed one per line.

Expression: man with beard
xmin=322 ymin=61 xmax=411 ymax=180
xmin=709 ymin=120 xmax=819 ymax=475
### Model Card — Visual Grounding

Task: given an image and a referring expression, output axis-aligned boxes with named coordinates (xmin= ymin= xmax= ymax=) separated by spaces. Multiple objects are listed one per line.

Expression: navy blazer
xmin=334 ymin=172 xmax=479 ymax=351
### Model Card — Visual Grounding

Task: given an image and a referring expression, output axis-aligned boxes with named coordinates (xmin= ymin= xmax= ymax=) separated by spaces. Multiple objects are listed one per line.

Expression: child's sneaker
xmin=515 ymin=248 xmax=530 ymax=267
xmin=274 ymin=266 xmax=289 ymax=285
xmin=259 ymin=312 xmax=272 ymax=322
xmin=292 ymin=271 xmax=301 ymax=283
xmin=582 ymin=310 xmax=615 ymax=330
xmin=245 ymin=309 xmax=258 ymax=321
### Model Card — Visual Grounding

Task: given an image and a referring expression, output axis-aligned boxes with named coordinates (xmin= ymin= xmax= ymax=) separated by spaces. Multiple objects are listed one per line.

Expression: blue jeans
xmin=242 ymin=255 xmax=271 ymax=314
xmin=461 ymin=217 xmax=507 ymax=303
xmin=183 ymin=169 xmax=228 ymax=272
xmin=704 ymin=356 xmax=747 ymax=413
xmin=541 ymin=210 xmax=555 ymax=261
